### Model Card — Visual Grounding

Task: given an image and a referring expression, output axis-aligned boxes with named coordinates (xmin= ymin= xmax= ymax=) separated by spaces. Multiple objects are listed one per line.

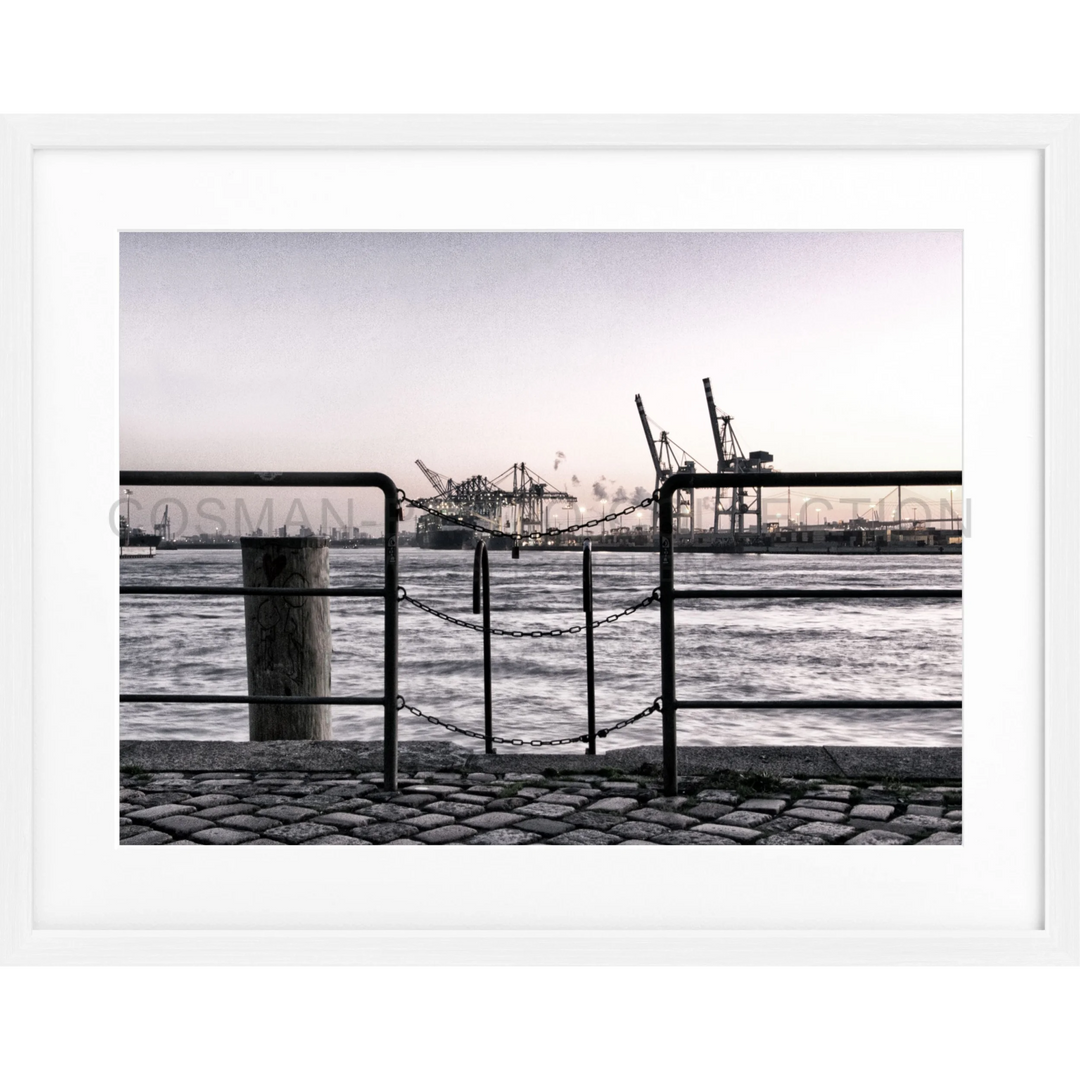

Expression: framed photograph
xmin=0 ymin=113 xmax=1075 ymax=967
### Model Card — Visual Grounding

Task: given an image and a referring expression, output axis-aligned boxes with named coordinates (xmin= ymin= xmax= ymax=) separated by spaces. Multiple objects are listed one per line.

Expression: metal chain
xmin=397 ymin=587 xmax=659 ymax=638
xmin=395 ymin=695 xmax=661 ymax=747
xmin=397 ymin=489 xmax=656 ymax=541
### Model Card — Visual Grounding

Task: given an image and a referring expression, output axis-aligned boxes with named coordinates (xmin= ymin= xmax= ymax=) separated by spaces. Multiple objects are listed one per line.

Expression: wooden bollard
xmin=240 ymin=536 xmax=332 ymax=741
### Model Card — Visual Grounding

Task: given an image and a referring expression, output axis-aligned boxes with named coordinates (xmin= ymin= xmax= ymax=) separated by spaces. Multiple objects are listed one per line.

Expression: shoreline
xmin=121 ymin=739 xmax=960 ymax=781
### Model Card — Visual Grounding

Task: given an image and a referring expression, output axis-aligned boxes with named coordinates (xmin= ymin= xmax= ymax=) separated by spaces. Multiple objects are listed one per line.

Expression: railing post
xmin=473 ymin=539 xmax=493 ymax=753
xmin=583 ymin=543 xmax=596 ymax=755
xmin=659 ymin=486 xmax=678 ymax=796
xmin=383 ymin=487 xmax=399 ymax=792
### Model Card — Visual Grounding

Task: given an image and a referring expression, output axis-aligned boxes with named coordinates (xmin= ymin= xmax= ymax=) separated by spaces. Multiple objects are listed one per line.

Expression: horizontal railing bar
xmin=119 ymin=585 xmax=385 ymax=597
xmin=660 ymin=469 xmax=962 ymax=495
xmin=119 ymin=470 xmax=398 ymax=497
xmin=120 ymin=694 xmax=385 ymax=705
xmin=676 ymin=699 xmax=962 ymax=710
xmin=671 ymin=588 xmax=962 ymax=600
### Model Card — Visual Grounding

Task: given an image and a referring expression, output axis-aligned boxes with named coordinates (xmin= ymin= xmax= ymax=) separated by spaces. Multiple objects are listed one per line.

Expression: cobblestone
xmin=647 ymin=796 xmax=689 ymax=811
xmin=717 ymin=810 xmax=773 ymax=829
xmin=399 ymin=813 xmax=456 ymax=830
xmin=588 ymin=797 xmax=640 ymax=813
xmin=415 ymin=825 xmax=478 ymax=844
xmin=691 ymin=823 xmax=763 ymax=843
xmin=154 ymin=815 xmax=221 ymax=837
xmin=791 ymin=822 xmax=857 ymax=843
xmin=461 ymin=811 xmax=526 ymax=830
xmin=918 ymin=831 xmax=963 ymax=845
xmin=759 ymin=833 xmax=829 ymax=845
xmin=217 ymin=814 xmax=280 ymax=833
xmin=120 ymin=829 xmax=173 ymax=844
xmin=351 ymin=822 xmax=421 ymax=843
xmin=650 ymin=831 xmax=737 ymax=845
xmin=738 ymin=798 xmax=789 ymax=813
xmin=365 ymin=804 xmax=423 ymax=822
xmin=609 ymin=821 xmax=668 ymax=840
xmin=303 ymin=834 xmax=370 ymax=844
xmin=118 ymin=765 xmax=961 ymax=846
xmin=391 ymin=793 xmax=438 ymax=807
xmin=547 ymin=829 xmax=622 ymax=845
xmin=846 ymin=830 xmax=912 ymax=845
xmin=515 ymin=801 xmax=576 ymax=819
xmin=628 ymin=808 xmax=697 ymax=830
xmin=536 ymin=792 xmax=590 ymax=808
xmin=516 ymin=818 xmax=575 ymax=837
xmin=191 ymin=827 xmax=258 ymax=845
xmin=882 ymin=814 xmax=957 ymax=839
xmin=194 ymin=802 xmax=259 ymax=821
xmin=262 ymin=822 xmax=339 ymax=843
xmin=256 ymin=805 xmax=318 ymax=824
xmin=563 ymin=810 xmax=620 ymax=831
xmin=685 ymin=802 xmax=738 ymax=822
xmin=466 ymin=828 xmax=537 ymax=845
xmin=184 ymin=793 xmax=241 ymax=809
xmin=126 ymin=803 xmax=195 ymax=823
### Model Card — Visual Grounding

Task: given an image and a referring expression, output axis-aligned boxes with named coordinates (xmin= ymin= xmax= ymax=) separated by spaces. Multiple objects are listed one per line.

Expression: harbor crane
xmin=415 ymin=459 xmax=452 ymax=497
xmin=414 ymin=459 xmax=575 ymax=539
xmin=153 ymin=504 xmax=171 ymax=543
xmin=634 ymin=393 xmax=696 ymax=537
xmin=702 ymin=377 xmax=773 ymax=538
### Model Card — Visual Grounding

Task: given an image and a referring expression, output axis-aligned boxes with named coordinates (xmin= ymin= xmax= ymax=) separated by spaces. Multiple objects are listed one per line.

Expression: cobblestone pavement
xmin=119 ymin=767 xmax=962 ymax=846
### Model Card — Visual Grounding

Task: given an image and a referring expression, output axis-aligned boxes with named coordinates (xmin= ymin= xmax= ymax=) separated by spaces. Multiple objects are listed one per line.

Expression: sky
xmin=119 ymin=231 xmax=962 ymax=534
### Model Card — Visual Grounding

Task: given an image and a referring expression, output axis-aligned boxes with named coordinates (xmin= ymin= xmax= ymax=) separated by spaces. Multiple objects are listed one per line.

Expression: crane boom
xmin=415 ymin=459 xmax=450 ymax=495
xmin=703 ymin=377 xmax=725 ymax=466
xmin=634 ymin=393 xmax=662 ymax=476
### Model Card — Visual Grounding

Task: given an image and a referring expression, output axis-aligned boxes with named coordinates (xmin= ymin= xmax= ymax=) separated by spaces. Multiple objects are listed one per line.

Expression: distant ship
xmin=119 ymin=516 xmax=161 ymax=558
xmin=416 ymin=512 xmax=496 ymax=550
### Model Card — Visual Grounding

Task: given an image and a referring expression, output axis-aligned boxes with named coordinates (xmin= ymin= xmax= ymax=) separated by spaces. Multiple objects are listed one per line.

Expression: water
xmin=120 ymin=548 xmax=962 ymax=749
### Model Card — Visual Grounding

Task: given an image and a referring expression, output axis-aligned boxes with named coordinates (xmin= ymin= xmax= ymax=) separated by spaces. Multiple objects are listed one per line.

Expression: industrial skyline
xmin=120 ymin=231 xmax=961 ymax=531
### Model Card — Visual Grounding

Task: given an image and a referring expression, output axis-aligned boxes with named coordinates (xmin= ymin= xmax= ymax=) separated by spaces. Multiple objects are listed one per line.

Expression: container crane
xmin=154 ymin=504 xmax=171 ymax=543
xmin=634 ymin=393 xmax=696 ymax=537
xmin=702 ymin=377 xmax=773 ymax=539
xmin=415 ymin=459 xmax=451 ymax=497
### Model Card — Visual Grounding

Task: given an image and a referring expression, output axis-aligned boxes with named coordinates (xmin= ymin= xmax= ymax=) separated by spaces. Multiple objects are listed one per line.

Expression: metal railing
xmin=658 ymin=470 xmax=963 ymax=796
xmin=118 ymin=471 xmax=401 ymax=790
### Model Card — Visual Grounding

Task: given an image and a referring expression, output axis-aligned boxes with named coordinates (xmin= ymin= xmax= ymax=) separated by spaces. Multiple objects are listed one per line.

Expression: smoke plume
xmin=553 ymin=451 xmax=566 ymax=471
xmin=592 ymin=481 xmax=608 ymax=502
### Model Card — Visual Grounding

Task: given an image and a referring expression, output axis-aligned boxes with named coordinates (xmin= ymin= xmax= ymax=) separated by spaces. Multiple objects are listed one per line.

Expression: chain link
xmin=397 ymin=489 xmax=656 ymax=541
xmin=396 ymin=695 xmax=661 ymax=747
xmin=397 ymin=587 xmax=659 ymax=637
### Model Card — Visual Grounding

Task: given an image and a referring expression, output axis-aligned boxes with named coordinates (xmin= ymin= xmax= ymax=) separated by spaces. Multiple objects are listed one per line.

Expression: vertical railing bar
xmin=482 ymin=544 xmax=493 ymax=754
xmin=383 ymin=485 xmax=399 ymax=792
xmin=659 ymin=492 xmax=677 ymax=796
xmin=583 ymin=543 xmax=596 ymax=755
xmin=474 ymin=540 xmax=494 ymax=754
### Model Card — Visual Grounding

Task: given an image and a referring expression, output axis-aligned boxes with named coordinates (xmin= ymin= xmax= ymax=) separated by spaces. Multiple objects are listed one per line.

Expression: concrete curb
xmin=120 ymin=740 xmax=961 ymax=781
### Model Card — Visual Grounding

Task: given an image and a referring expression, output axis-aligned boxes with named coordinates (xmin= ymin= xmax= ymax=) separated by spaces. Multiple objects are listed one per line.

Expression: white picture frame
xmin=1 ymin=114 xmax=1076 ymax=965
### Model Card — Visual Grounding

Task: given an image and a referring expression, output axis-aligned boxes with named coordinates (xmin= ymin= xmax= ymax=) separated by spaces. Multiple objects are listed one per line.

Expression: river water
xmin=120 ymin=548 xmax=962 ymax=749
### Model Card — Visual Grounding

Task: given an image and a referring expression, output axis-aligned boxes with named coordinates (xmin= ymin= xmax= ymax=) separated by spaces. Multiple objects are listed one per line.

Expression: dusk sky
xmin=120 ymin=231 xmax=961 ymax=533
